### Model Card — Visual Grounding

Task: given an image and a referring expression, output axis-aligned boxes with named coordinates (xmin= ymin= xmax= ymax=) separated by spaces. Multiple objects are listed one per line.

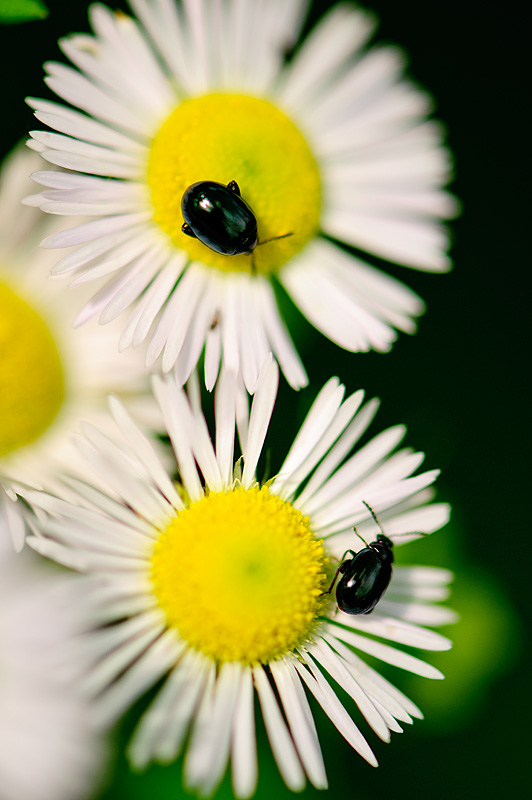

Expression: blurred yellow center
xmin=147 ymin=93 xmax=321 ymax=274
xmin=150 ymin=485 xmax=328 ymax=664
xmin=0 ymin=282 xmax=65 ymax=459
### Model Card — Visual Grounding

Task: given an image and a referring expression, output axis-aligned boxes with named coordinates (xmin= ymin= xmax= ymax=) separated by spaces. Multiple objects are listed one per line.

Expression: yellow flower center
xmin=150 ymin=485 xmax=328 ymax=664
xmin=0 ymin=281 xmax=65 ymax=459
xmin=147 ymin=93 xmax=321 ymax=274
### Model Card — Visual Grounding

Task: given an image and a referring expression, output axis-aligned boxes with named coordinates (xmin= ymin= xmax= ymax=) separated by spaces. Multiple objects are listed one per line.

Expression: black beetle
xmin=323 ymin=501 xmax=397 ymax=615
xmin=181 ymin=180 xmax=292 ymax=267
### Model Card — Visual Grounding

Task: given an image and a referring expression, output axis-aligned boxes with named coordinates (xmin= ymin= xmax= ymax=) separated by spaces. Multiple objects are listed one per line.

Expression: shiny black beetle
xmin=181 ymin=180 xmax=292 ymax=265
xmin=323 ymin=501 xmax=395 ymax=615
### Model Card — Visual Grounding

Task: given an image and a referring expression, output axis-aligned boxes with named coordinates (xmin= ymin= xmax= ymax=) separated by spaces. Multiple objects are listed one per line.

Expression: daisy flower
xmin=0 ymin=492 xmax=106 ymax=800
xmin=28 ymin=358 xmax=455 ymax=796
xmin=26 ymin=0 xmax=458 ymax=393
xmin=0 ymin=145 xmax=160 ymax=550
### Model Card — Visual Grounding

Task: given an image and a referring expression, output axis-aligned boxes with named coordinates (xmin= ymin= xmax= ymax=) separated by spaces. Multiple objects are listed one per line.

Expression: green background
xmin=0 ymin=1 xmax=528 ymax=798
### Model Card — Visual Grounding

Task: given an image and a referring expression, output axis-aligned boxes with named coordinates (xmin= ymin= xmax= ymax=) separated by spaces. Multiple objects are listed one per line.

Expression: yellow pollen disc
xmin=147 ymin=93 xmax=321 ymax=274
xmin=0 ymin=282 xmax=65 ymax=459
xmin=150 ymin=485 xmax=329 ymax=664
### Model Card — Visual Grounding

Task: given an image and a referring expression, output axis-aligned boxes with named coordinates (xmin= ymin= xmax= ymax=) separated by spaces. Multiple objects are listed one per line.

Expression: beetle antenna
xmin=257 ymin=232 xmax=293 ymax=246
xmin=361 ymin=500 xmax=430 ymax=540
xmin=352 ymin=525 xmax=370 ymax=548
xmin=250 ymin=250 xmax=257 ymax=274
xmin=389 ymin=530 xmax=430 ymax=540
xmin=362 ymin=500 xmax=387 ymax=537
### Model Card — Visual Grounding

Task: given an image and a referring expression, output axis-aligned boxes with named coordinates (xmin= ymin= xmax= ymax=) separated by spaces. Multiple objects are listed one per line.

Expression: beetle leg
xmin=227 ymin=180 xmax=241 ymax=195
xmin=256 ymin=232 xmax=293 ymax=246
xmin=181 ymin=222 xmax=197 ymax=238
xmin=320 ymin=551 xmax=356 ymax=597
xmin=320 ymin=566 xmax=342 ymax=597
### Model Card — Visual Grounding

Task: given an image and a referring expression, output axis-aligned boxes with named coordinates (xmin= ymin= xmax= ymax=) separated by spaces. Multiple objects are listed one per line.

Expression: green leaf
xmin=0 ymin=0 xmax=49 ymax=23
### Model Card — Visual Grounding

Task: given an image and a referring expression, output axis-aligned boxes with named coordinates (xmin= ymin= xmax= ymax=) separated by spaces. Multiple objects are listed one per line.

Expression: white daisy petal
xmin=185 ymin=661 xmax=242 ymax=795
xmin=107 ymin=395 xmax=181 ymax=508
xmin=44 ymin=60 xmax=155 ymax=137
xmin=322 ymin=634 xmax=415 ymax=724
xmin=49 ymin=224 xmax=152 ymax=276
xmin=129 ymin=0 xmax=196 ymax=93
xmin=308 ymin=638 xmax=391 ymax=742
xmin=129 ymin=650 xmax=211 ymax=767
xmin=147 ymin=265 xmax=208 ymax=371
xmin=94 ymin=630 xmax=182 ymax=728
xmin=28 ymin=130 xmax=141 ymax=167
xmin=330 ymin=68 xmax=431 ymax=133
xmin=215 ymin=367 xmax=237 ymax=486
xmin=1 ymin=491 xmax=26 ymax=553
xmin=331 ymin=612 xmax=452 ymax=651
xmin=151 ymin=376 xmax=203 ymax=502
xmin=323 ymin=209 xmax=451 ymax=272
xmin=82 ymin=612 xmax=169 ymax=693
xmin=241 ymin=355 xmax=279 ymax=487
xmin=270 ymin=659 xmax=328 ymax=789
xmin=257 ymin=277 xmax=308 ymax=390
xmin=294 ymin=656 xmax=378 ymax=767
xmin=253 ymin=666 xmax=306 ymax=792
xmin=220 ymin=275 xmax=241 ymax=376
xmin=188 ymin=406 xmax=224 ymax=493
xmin=122 ymin=253 xmax=186 ymax=349
xmin=313 ymin=451 xmax=429 ymax=535
xmin=204 ymin=322 xmax=222 ymax=390
xmin=231 ymin=666 xmax=257 ymax=799
xmin=238 ymin=276 xmax=271 ymax=394
xmin=175 ymin=282 xmax=218 ymax=388
xmin=296 ymin=397 xmax=380 ymax=508
xmin=98 ymin=243 xmax=168 ymax=323
xmin=37 ymin=146 xmax=144 ymax=180
xmin=328 ymin=625 xmax=444 ymax=679
xmin=394 ymin=565 xmax=455 ymax=587
xmin=378 ymin=600 xmax=458 ymax=627
xmin=27 ymin=97 xmax=148 ymax=153
xmin=275 ymin=387 xmax=363 ymax=500
xmin=85 ymin=6 xmax=173 ymax=116
xmin=77 ymin=423 xmax=171 ymax=521
xmin=277 ymin=4 xmax=376 ymax=110
xmin=302 ymin=425 xmax=407 ymax=518
xmin=40 ymin=211 xmax=151 ymax=249
xmin=271 ymin=377 xmax=344 ymax=496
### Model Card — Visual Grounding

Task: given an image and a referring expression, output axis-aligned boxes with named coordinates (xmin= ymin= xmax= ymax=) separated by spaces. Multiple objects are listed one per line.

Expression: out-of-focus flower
xmin=0 ymin=491 xmax=107 ymax=800
xmin=0 ymin=145 xmax=161 ymax=549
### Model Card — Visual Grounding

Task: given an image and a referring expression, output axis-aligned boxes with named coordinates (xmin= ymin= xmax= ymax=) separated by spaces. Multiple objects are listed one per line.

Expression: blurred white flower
xmin=0 ymin=145 xmax=161 ymax=549
xmin=0 ymin=492 xmax=107 ymax=800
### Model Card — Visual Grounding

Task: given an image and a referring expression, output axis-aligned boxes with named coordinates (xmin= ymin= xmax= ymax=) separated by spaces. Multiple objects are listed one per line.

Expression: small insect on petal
xmin=181 ymin=180 xmax=292 ymax=271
